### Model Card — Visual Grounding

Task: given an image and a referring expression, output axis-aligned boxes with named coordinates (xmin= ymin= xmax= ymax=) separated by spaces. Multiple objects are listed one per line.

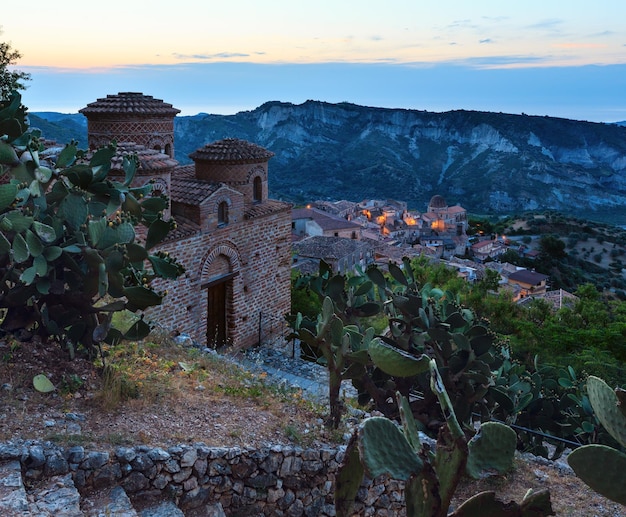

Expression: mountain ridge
xmin=31 ymin=101 xmax=626 ymax=225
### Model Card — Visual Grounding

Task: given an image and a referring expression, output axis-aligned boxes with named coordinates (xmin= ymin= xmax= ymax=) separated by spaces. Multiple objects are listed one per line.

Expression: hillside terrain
xmin=32 ymin=101 xmax=626 ymax=225
xmin=496 ymin=213 xmax=626 ymax=292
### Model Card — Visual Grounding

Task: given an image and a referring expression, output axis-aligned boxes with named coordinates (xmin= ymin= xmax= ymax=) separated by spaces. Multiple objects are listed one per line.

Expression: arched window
xmin=253 ymin=176 xmax=262 ymax=203
xmin=218 ymin=201 xmax=229 ymax=227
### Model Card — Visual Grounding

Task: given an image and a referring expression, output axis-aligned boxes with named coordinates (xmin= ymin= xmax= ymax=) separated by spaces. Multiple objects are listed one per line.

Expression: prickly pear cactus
xmin=567 ymin=444 xmax=626 ymax=506
xmin=368 ymin=337 xmax=430 ymax=377
xmin=586 ymin=375 xmax=626 ymax=448
xmin=357 ymin=416 xmax=423 ymax=481
xmin=449 ymin=488 xmax=554 ymax=516
xmin=466 ymin=421 xmax=517 ymax=479
xmin=567 ymin=375 xmax=626 ymax=506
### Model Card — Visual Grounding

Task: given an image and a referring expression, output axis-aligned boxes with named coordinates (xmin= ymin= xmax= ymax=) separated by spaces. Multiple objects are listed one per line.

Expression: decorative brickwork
xmin=80 ymin=93 xmax=180 ymax=158
xmin=81 ymin=93 xmax=292 ymax=349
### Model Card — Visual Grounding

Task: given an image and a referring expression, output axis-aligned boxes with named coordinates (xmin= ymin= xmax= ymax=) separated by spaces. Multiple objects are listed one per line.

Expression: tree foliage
xmin=0 ymin=36 xmax=30 ymax=100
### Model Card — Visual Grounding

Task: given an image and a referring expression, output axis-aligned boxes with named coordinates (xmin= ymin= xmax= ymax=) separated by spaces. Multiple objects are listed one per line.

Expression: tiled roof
xmin=245 ymin=200 xmax=292 ymax=218
xmin=164 ymin=216 xmax=199 ymax=242
xmin=79 ymin=92 xmax=180 ymax=116
xmin=508 ymin=269 xmax=549 ymax=284
xmin=170 ymin=176 xmax=222 ymax=205
xmin=189 ymin=138 xmax=274 ymax=164
xmin=472 ymin=240 xmax=494 ymax=250
xmin=110 ymin=143 xmax=178 ymax=172
xmin=292 ymin=207 xmax=361 ymax=231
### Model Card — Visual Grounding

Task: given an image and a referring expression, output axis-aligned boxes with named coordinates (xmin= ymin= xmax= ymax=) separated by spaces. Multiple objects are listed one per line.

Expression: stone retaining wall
xmin=0 ymin=440 xmax=406 ymax=516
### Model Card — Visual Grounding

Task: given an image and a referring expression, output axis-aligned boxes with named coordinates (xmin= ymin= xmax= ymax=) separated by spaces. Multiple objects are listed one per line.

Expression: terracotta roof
xmin=170 ymin=176 xmax=222 ymax=205
xmin=189 ymin=138 xmax=274 ymax=164
xmin=79 ymin=92 xmax=180 ymax=116
xmin=163 ymin=216 xmax=199 ymax=242
xmin=471 ymin=240 xmax=494 ymax=250
xmin=245 ymin=200 xmax=292 ymax=219
xmin=110 ymin=143 xmax=178 ymax=172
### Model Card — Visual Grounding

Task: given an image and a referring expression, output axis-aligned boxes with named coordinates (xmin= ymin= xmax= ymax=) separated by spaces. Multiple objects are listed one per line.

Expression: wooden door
xmin=207 ymin=280 xmax=227 ymax=347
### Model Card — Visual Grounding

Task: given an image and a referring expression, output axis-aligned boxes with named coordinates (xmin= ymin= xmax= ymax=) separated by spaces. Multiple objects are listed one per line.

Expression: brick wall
xmin=146 ymin=207 xmax=292 ymax=350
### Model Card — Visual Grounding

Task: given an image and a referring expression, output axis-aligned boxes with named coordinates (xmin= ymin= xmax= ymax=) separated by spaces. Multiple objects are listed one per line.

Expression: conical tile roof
xmin=189 ymin=138 xmax=274 ymax=164
xmin=79 ymin=92 xmax=180 ymax=116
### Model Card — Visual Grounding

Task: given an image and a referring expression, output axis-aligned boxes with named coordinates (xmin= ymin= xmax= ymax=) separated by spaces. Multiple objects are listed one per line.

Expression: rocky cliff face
xmin=34 ymin=101 xmax=626 ymax=224
xmin=173 ymin=101 xmax=626 ymax=224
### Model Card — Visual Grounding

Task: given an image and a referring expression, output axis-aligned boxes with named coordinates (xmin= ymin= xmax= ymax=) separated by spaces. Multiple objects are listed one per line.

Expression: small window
xmin=218 ymin=201 xmax=229 ymax=226
xmin=253 ymin=176 xmax=262 ymax=203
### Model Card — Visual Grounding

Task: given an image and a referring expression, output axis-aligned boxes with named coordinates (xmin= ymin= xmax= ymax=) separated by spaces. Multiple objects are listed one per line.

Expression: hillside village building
xmin=507 ymin=269 xmax=549 ymax=299
xmin=292 ymin=207 xmax=362 ymax=240
xmin=80 ymin=92 xmax=292 ymax=349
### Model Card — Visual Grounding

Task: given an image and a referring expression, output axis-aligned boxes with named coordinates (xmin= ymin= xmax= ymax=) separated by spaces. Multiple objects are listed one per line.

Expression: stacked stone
xmin=0 ymin=440 xmax=406 ymax=516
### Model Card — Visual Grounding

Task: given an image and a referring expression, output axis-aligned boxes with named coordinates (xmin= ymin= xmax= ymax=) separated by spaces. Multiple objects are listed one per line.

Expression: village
xmin=40 ymin=91 xmax=577 ymax=353
xmin=291 ymin=196 xmax=576 ymax=310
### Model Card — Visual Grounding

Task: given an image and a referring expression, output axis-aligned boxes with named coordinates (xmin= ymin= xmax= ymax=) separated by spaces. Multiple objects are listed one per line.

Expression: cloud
xmin=526 ymin=18 xmax=564 ymax=32
xmin=451 ymin=55 xmax=552 ymax=69
xmin=172 ymin=52 xmax=250 ymax=60
xmin=479 ymin=38 xmax=493 ymax=44
xmin=446 ymin=19 xmax=477 ymax=30
xmin=589 ymin=30 xmax=614 ymax=37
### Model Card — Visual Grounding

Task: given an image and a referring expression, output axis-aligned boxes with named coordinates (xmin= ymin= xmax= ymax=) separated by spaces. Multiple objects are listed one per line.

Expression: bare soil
xmin=0 ymin=334 xmax=624 ymax=516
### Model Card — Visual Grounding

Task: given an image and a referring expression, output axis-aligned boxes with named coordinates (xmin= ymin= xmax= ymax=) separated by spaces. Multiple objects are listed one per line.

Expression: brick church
xmin=79 ymin=92 xmax=292 ymax=349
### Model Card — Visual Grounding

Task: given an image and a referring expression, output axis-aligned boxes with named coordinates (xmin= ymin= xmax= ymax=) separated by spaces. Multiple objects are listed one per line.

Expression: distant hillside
xmin=32 ymin=102 xmax=626 ymax=225
xmin=29 ymin=113 xmax=88 ymax=149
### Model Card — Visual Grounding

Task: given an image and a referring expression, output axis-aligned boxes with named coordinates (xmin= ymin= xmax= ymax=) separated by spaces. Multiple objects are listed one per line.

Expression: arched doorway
xmin=200 ymin=247 xmax=241 ymax=348
xmin=203 ymin=272 xmax=236 ymax=347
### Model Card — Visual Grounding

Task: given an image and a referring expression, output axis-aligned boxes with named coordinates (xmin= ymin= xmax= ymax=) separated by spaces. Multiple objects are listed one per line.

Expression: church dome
xmin=429 ymin=195 xmax=447 ymax=209
xmin=189 ymin=138 xmax=274 ymax=164
xmin=79 ymin=92 xmax=180 ymax=117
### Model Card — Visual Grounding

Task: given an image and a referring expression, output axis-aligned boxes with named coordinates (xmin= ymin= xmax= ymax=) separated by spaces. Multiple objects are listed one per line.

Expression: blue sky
xmin=3 ymin=1 xmax=626 ymax=121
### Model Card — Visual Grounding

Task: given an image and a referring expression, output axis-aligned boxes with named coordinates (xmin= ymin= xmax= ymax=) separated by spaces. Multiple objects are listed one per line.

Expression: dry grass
xmin=1 ymin=331 xmax=625 ymax=515
xmin=0 ymin=332 xmax=334 ymax=449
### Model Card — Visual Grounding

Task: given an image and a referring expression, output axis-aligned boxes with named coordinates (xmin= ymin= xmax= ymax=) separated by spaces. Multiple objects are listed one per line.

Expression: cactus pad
xmin=368 ymin=338 xmax=430 ymax=377
xmin=466 ymin=422 xmax=517 ymax=479
xmin=586 ymin=376 xmax=626 ymax=448
xmin=357 ymin=417 xmax=423 ymax=481
xmin=567 ymin=444 xmax=626 ymax=505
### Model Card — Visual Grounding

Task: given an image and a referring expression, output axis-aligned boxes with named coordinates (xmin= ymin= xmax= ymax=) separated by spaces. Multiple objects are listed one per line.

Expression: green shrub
xmin=0 ymin=92 xmax=184 ymax=355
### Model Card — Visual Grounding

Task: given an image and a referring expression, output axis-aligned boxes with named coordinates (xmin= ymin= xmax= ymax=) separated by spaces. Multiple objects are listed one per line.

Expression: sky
xmin=3 ymin=1 xmax=626 ymax=122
